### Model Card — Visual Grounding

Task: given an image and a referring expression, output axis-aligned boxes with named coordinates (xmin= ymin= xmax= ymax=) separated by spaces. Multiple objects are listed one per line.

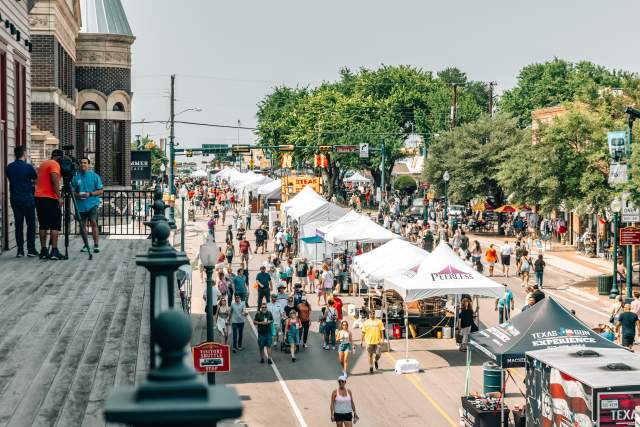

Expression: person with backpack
xmin=224 ymin=241 xmax=235 ymax=266
xmin=534 ymin=254 xmax=546 ymax=288
xmin=324 ymin=299 xmax=339 ymax=350
xmin=296 ymin=258 xmax=309 ymax=292
xmin=459 ymin=230 xmax=469 ymax=257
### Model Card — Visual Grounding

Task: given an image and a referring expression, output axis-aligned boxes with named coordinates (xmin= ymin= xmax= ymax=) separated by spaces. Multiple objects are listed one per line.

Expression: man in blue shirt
xmin=495 ymin=283 xmax=514 ymax=324
xmin=5 ymin=146 xmax=37 ymax=257
xmin=72 ymin=157 xmax=103 ymax=253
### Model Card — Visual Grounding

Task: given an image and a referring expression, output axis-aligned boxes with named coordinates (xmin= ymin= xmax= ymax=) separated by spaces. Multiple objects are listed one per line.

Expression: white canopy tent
xmin=384 ymin=242 xmax=504 ymax=301
xmin=230 ymin=171 xmax=260 ymax=187
xmin=323 ymin=214 xmax=398 ymax=244
xmin=190 ymin=169 xmax=207 ymax=178
xmin=344 ymin=172 xmax=371 ymax=183
xmin=257 ymin=178 xmax=281 ymax=199
xmin=239 ymin=174 xmax=274 ymax=193
xmin=315 ymin=210 xmax=361 ymax=238
xmin=213 ymin=167 xmax=238 ymax=180
xmin=282 ymin=185 xmax=325 ymax=212
xmin=383 ymin=242 xmax=504 ymax=374
xmin=352 ymin=238 xmax=427 ymax=287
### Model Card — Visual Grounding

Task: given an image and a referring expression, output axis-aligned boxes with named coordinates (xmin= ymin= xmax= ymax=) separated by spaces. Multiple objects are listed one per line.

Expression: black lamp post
xmin=199 ymin=236 xmax=217 ymax=385
xmin=610 ymin=197 xmax=622 ymax=299
xmin=443 ymin=170 xmax=450 ymax=221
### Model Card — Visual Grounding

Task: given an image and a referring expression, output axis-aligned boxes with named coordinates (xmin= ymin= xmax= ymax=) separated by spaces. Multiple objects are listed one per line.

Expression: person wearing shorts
xmin=330 ymin=375 xmax=358 ymax=426
xmin=485 ymin=243 xmax=498 ymax=277
xmin=72 ymin=157 xmax=103 ymax=253
xmin=35 ymin=149 xmax=64 ymax=260
xmin=254 ymin=303 xmax=274 ymax=364
xmin=500 ymin=241 xmax=512 ymax=277
xmin=336 ymin=320 xmax=354 ymax=375
xmin=361 ymin=310 xmax=384 ymax=374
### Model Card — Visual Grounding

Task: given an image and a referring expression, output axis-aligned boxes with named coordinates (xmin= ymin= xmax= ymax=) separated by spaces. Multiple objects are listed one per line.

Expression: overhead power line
xmin=131 ymin=120 xmax=257 ymax=130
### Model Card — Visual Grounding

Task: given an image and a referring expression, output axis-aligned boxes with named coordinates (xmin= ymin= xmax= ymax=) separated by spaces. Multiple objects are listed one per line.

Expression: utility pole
xmin=237 ymin=119 xmax=241 ymax=172
xmin=451 ymin=84 xmax=458 ymax=129
xmin=488 ymin=81 xmax=497 ymax=117
xmin=168 ymin=74 xmax=176 ymax=221
xmin=380 ymin=138 xmax=386 ymax=204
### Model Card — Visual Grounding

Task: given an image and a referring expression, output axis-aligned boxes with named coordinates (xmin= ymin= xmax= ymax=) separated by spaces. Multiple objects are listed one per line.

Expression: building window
xmin=112 ymin=121 xmax=124 ymax=185
xmin=113 ymin=102 xmax=125 ymax=112
xmin=82 ymin=101 xmax=99 ymax=111
xmin=83 ymin=121 xmax=97 ymax=166
xmin=14 ymin=60 xmax=26 ymax=148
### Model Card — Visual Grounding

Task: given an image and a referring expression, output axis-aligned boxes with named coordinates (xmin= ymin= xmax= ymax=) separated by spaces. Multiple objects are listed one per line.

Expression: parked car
xmin=448 ymin=204 xmax=465 ymax=217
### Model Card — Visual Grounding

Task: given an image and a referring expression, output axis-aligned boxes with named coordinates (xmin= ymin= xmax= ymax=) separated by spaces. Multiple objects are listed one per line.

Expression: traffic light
xmin=249 ymin=158 xmax=255 ymax=170
xmin=281 ymin=153 xmax=292 ymax=168
xmin=278 ymin=145 xmax=294 ymax=152
xmin=319 ymin=145 xmax=332 ymax=152
xmin=186 ymin=149 xmax=193 ymax=158
xmin=314 ymin=154 xmax=328 ymax=168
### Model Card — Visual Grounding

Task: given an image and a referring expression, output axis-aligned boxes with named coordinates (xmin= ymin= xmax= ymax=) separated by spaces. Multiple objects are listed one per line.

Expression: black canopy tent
xmin=469 ymin=297 xmax=621 ymax=368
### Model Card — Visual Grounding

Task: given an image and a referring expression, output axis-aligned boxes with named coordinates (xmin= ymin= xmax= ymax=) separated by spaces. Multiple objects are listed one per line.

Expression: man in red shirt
xmin=238 ymin=237 xmax=252 ymax=267
xmin=34 ymin=149 xmax=64 ymax=260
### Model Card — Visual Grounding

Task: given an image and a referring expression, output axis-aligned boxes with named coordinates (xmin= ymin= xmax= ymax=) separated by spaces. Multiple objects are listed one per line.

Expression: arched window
xmin=82 ymin=101 xmax=99 ymax=111
xmin=112 ymin=102 xmax=125 ymax=112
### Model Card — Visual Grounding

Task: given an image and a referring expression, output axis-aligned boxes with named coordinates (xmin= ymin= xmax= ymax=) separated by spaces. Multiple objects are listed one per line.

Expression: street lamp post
xmin=610 ymin=197 xmax=622 ymax=299
xmin=179 ymin=186 xmax=188 ymax=252
xmin=443 ymin=171 xmax=450 ymax=222
xmin=199 ymin=237 xmax=217 ymax=385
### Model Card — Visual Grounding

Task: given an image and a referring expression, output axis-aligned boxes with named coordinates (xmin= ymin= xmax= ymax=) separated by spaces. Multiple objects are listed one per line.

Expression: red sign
xmin=334 ymin=145 xmax=358 ymax=153
xmin=598 ymin=392 xmax=640 ymax=426
xmin=192 ymin=342 xmax=230 ymax=373
xmin=619 ymin=226 xmax=640 ymax=245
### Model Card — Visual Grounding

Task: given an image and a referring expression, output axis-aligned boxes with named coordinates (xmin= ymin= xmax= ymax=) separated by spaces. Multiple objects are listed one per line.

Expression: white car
xmin=448 ymin=204 xmax=465 ymax=217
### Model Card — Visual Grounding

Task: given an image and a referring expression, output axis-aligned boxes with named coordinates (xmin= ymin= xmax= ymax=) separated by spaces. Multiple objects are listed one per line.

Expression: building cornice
xmin=32 ymin=87 xmax=77 ymax=115
xmin=76 ymin=32 xmax=133 ymax=68
xmin=29 ymin=0 xmax=81 ymax=59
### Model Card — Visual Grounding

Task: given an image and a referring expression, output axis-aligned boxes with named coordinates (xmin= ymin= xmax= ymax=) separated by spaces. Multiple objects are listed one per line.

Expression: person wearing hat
xmin=267 ymin=293 xmax=284 ymax=347
xmin=34 ymin=149 xmax=65 ymax=260
xmin=330 ymin=375 xmax=358 ymax=426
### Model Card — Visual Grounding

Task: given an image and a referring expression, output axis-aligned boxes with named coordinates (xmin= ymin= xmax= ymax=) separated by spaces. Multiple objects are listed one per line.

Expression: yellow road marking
xmin=383 ymin=353 xmax=458 ymax=427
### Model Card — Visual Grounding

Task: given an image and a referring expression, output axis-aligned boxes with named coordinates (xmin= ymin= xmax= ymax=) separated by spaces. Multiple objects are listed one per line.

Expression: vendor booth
xmin=213 ymin=167 xmax=239 ymax=181
xmin=190 ymin=169 xmax=207 ymax=178
xmin=322 ymin=213 xmax=397 ymax=245
xmin=352 ymin=238 xmax=427 ymax=287
xmin=525 ymin=347 xmax=640 ymax=427
xmin=257 ymin=178 xmax=281 ymax=200
xmin=383 ymin=242 xmax=504 ymax=374
xmin=344 ymin=172 xmax=371 ymax=184
xmin=465 ymin=297 xmax=622 ymax=427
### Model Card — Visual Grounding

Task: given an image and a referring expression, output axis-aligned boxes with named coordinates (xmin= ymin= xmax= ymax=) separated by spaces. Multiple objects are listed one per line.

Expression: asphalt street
xmin=185 ymin=208 xmax=620 ymax=427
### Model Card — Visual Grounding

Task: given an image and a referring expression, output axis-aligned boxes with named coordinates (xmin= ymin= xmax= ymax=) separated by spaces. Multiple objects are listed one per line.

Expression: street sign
xmin=202 ymin=144 xmax=229 ymax=154
xmin=334 ymin=145 xmax=358 ymax=153
xmin=619 ymin=226 xmax=640 ymax=245
xmin=130 ymin=150 xmax=152 ymax=181
xmin=359 ymin=143 xmax=369 ymax=158
xmin=608 ymin=162 xmax=628 ymax=185
xmin=231 ymin=144 xmax=251 ymax=154
xmin=192 ymin=342 xmax=230 ymax=373
xmin=622 ymin=201 xmax=640 ymax=223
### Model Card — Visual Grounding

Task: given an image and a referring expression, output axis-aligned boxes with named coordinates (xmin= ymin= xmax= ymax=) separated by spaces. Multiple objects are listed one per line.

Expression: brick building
xmin=0 ymin=0 xmax=32 ymax=251
xmin=29 ymin=0 xmax=134 ymax=188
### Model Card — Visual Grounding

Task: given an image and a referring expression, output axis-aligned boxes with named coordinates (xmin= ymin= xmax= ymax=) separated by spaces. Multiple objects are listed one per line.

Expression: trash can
xmin=483 ymin=362 xmax=503 ymax=394
xmin=597 ymin=275 xmax=613 ymax=295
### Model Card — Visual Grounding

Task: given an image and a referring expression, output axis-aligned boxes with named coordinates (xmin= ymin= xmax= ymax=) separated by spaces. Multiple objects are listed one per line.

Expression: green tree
xmin=393 ymin=175 xmax=417 ymax=196
xmin=423 ymin=113 xmax=525 ymax=204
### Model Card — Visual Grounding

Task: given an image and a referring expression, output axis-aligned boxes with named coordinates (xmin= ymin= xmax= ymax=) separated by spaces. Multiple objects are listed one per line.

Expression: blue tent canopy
xmin=300 ymin=235 xmax=324 ymax=244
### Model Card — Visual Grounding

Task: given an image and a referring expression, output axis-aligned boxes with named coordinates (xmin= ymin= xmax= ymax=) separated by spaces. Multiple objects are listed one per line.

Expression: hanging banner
xmin=130 ymin=150 xmax=152 ymax=181
xmin=608 ymin=162 xmax=628 ymax=185
xmin=608 ymin=131 xmax=627 ymax=160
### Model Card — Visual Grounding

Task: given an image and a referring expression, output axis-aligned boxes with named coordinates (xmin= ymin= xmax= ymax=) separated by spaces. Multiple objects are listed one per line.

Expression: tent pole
xmin=404 ymin=301 xmax=409 ymax=360
xmin=501 ymin=367 xmax=505 ymax=427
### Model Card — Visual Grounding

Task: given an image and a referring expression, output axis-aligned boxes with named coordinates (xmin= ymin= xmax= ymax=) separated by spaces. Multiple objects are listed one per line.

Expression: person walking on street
xmin=534 ymin=254 xmax=546 ymax=288
xmin=500 ymin=240 xmax=512 ymax=277
xmin=520 ymin=251 xmax=532 ymax=286
xmin=361 ymin=310 xmax=384 ymax=374
xmin=284 ymin=310 xmax=302 ymax=362
xmin=616 ymin=304 xmax=640 ymax=350
xmin=296 ymin=258 xmax=309 ymax=292
xmin=297 ymin=296 xmax=312 ymax=348
xmin=336 ymin=320 xmax=355 ymax=375
xmin=495 ymin=283 xmax=514 ymax=324
xmin=457 ymin=298 xmax=474 ymax=351
xmin=230 ymin=294 xmax=247 ymax=352
xmin=72 ymin=157 xmax=104 ymax=253
xmin=215 ymin=297 xmax=230 ymax=345
xmin=255 ymin=225 xmax=268 ymax=254
xmin=324 ymin=299 xmax=339 ymax=350
xmin=485 ymin=244 xmax=497 ymax=277
xmin=225 ymin=241 xmax=235 ymax=266
xmin=321 ymin=264 xmax=334 ymax=305
xmin=256 ymin=265 xmax=272 ymax=308
xmin=6 ymin=145 xmax=38 ymax=257
xmin=330 ymin=375 xmax=358 ymax=426
xmin=238 ymin=235 xmax=252 ymax=266
xmin=631 ymin=291 xmax=640 ymax=317
xmin=267 ymin=294 xmax=284 ymax=347
xmin=232 ymin=268 xmax=248 ymax=304
xmin=254 ymin=302 xmax=274 ymax=364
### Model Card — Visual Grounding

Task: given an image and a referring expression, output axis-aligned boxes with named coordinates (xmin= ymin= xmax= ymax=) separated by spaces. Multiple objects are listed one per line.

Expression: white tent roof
xmin=344 ymin=172 xmax=371 ymax=183
xmin=282 ymin=185 xmax=325 ymax=211
xmin=323 ymin=214 xmax=398 ymax=244
xmin=190 ymin=169 xmax=207 ymax=178
xmin=384 ymin=242 xmax=504 ymax=301
xmin=213 ymin=167 xmax=238 ymax=180
xmin=257 ymin=179 xmax=281 ymax=198
xmin=353 ymin=238 xmax=427 ymax=286
xmin=239 ymin=174 xmax=274 ymax=192
xmin=315 ymin=210 xmax=361 ymax=238
xmin=231 ymin=171 xmax=260 ymax=187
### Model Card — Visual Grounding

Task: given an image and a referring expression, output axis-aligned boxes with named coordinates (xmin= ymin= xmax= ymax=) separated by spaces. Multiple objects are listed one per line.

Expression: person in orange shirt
xmin=485 ymin=243 xmax=498 ymax=277
xmin=34 ymin=149 xmax=64 ymax=260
